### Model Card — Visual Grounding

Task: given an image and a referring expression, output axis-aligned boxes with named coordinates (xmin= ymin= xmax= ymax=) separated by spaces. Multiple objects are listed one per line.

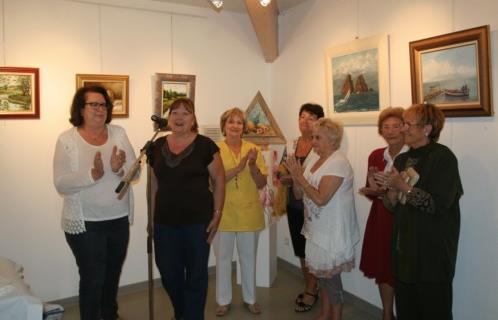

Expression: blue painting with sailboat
xmin=331 ymin=48 xmax=379 ymax=113
xmin=421 ymin=43 xmax=479 ymax=104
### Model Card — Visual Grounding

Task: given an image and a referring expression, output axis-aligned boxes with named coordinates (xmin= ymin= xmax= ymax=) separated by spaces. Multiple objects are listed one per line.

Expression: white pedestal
xmin=235 ymin=148 xmax=281 ymax=288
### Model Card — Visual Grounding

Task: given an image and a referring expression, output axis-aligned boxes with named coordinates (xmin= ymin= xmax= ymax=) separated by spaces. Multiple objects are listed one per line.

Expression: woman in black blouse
xmin=376 ymin=103 xmax=463 ymax=320
xmin=148 ymin=98 xmax=225 ymax=320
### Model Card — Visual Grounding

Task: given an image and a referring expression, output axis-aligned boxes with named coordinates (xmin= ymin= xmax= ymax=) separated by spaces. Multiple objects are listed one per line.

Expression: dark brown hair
xmin=299 ymin=103 xmax=325 ymax=119
xmin=69 ymin=86 xmax=113 ymax=127
xmin=168 ymin=98 xmax=198 ymax=132
xmin=404 ymin=103 xmax=445 ymax=142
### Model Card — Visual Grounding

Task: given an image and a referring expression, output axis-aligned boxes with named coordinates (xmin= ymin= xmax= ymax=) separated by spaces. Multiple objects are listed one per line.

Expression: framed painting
xmin=325 ymin=35 xmax=390 ymax=125
xmin=154 ymin=73 xmax=196 ymax=119
xmin=0 ymin=67 xmax=40 ymax=119
xmin=243 ymin=91 xmax=285 ymax=145
xmin=76 ymin=74 xmax=129 ymax=117
xmin=410 ymin=25 xmax=492 ymax=117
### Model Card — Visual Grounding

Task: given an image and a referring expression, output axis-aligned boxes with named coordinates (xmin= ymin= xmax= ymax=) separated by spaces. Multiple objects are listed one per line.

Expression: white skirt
xmin=305 ymin=239 xmax=355 ymax=278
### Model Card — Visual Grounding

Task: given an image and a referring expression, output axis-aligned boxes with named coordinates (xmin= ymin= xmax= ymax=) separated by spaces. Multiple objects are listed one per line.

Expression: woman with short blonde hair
xmin=214 ymin=107 xmax=268 ymax=316
xmin=359 ymin=106 xmax=407 ymax=320
xmin=286 ymin=118 xmax=359 ymax=320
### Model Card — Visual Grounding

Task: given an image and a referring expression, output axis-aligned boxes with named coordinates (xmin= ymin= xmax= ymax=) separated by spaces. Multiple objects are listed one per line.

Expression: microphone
xmin=151 ymin=115 xmax=167 ymax=128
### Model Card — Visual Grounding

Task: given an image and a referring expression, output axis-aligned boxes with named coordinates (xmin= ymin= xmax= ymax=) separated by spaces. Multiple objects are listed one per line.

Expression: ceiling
xmin=151 ymin=0 xmax=310 ymax=13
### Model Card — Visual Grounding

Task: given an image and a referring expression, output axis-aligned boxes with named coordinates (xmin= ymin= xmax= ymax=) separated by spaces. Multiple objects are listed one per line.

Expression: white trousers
xmin=213 ymin=231 xmax=260 ymax=305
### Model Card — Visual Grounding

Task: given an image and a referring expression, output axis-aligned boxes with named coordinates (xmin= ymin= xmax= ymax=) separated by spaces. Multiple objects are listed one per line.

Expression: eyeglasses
xmin=403 ymin=121 xmax=422 ymax=129
xmin=85 ymin=102 xmax=108 ymax=110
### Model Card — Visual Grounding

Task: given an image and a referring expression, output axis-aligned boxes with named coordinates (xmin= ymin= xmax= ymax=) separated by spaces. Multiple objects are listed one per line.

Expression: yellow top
xmin=217 ymin=140 xmax=268 ymax=231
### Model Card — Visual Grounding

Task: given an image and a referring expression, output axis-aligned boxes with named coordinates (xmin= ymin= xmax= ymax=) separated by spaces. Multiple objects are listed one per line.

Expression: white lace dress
xmin=301 ymin=151 xmax=360 ymax=277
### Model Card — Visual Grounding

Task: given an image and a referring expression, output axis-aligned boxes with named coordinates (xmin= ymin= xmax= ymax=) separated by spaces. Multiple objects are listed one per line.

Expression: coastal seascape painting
xmin=325 ymin=35 xmax=390 ymax=125
xmin=0 ymin=67 xmax=40 ymax=119
xmin=410 ymin=25 xmax=492 ymax=117
xmin=331 ymin=48 xmax=379 ymax=113
xmin=420 ymin=44 xmax=478 ymax=105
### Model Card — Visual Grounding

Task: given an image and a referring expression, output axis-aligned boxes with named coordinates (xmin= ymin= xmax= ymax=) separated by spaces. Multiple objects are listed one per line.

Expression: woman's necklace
xmin=226 ymin=140 xmax=242 ymax=188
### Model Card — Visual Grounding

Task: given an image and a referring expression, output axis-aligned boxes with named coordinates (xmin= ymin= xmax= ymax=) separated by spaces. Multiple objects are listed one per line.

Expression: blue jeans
xmin=65 ymin=216 xmax=129 ymax=320
xmin=154 ymin=223 xmax=210 ymax=320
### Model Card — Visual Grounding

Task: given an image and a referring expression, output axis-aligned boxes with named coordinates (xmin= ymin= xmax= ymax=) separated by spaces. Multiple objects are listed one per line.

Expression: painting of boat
xmin=444 ymin=84 xmax=469 ymax=97
xmin=335 ymin=89 xmax=351 ymax=107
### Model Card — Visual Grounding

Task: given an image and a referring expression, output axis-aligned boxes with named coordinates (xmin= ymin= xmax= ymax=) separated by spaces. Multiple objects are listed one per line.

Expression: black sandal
xmin=294 ymin=293 xmax=304 ymax=304
xmin=294 ymin=291 xmax=319 ymax=312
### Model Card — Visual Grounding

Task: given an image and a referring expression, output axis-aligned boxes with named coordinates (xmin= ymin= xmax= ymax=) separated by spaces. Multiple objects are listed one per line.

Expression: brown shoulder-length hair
xmin=168 ymin=98 xmax=199 ymax=133
xmin=404 ymin=103 xmax=445 ymax=142
xmin=377 ymin=107 xmax=404 ymax=134
xmin=219 ymin=107 xmax=247 ymax=136
xmin=69 ymin=86 xmax=113 ymax=127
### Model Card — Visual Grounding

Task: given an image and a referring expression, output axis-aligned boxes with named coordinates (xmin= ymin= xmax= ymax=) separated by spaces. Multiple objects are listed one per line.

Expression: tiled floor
xmin=62 ymin=264 xmax=379 ymax=320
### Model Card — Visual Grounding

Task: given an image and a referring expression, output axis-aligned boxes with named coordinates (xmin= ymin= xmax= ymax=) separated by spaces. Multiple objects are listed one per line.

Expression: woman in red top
xmin=359 ymin=107 xmax=407 ymax=320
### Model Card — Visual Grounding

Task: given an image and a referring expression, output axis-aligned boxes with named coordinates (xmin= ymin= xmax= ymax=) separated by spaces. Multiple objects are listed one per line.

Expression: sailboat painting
xmin=325 ymin=35 xmax=390 ymax=125
xmin=331 ymin=48 xmax=379 ymax=112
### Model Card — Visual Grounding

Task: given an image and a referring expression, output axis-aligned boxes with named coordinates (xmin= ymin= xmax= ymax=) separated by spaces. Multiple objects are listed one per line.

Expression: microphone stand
xmin=115 ymin=126 xmax=163 ymax=320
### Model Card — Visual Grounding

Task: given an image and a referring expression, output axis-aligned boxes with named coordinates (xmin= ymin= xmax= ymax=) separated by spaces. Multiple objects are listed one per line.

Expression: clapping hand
xmin=373 ymin=167 xmax=408 ymax=191
xmin=284 ymin=154 xmax=304 ymax=182
xmin=110 ymin=145 xmax=126 ymax=173
xmin=359 ymin=166 xmax=385 ymax=197
xmin=247 ymin=148 xmax=258 ymax=166
xmin=236 ymin=154 xmax=249 ymax=173
xmin=91 ymin=151 xmax=104 ymax=181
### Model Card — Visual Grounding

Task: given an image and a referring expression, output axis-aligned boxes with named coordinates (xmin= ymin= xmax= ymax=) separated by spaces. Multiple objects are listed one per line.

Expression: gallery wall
xmin=0 ymin=0 xmax=270 ymax=301
xmin=271 ymin=0 xmax=498 ymax=319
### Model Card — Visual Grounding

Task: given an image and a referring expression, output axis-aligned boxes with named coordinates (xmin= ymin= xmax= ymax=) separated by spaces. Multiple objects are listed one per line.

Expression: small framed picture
xmin=76 ymin=74 xmax=129 ymax=118
xmin=0 ymin=67 xmax=40 ymax=119
xmin=154 ymin=73 xmax=196 ymax=118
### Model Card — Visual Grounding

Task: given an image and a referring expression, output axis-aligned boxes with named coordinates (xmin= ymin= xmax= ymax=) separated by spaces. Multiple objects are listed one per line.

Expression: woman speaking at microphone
xmin=148 ymin=98 xmax=225 ymax=320
xmin=53 ymin=85 xmax=138 ymax=320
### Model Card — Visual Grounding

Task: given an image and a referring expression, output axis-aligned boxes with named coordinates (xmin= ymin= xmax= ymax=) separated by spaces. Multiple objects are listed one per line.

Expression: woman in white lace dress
xmin=286 ymin=118 xmax=359 ymax=320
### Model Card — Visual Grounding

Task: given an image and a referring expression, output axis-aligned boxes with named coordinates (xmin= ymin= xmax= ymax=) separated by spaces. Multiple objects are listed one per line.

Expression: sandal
xmin=295 ymin=293 xmax=304 ymax=304
xmin=294 ymin=291 xmax=319 ymax=312
xmin=215 ymin=304 xmax=231 ymax=317
xmin=244 ymin=302 xmax=261 ymax=315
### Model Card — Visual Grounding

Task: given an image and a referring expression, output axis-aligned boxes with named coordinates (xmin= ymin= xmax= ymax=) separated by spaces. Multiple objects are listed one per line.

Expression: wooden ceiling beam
xmin=244 ymin=0 xmax=279 ymax=62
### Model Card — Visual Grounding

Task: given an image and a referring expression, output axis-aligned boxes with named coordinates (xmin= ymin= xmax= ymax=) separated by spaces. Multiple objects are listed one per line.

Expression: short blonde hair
xmin=377 ymin=107 xmax=404 ymax=135
xmin=219 ymin=107 xmax=247 ymax=136
xmin=314 ymin=118 xmax=343 ymax=149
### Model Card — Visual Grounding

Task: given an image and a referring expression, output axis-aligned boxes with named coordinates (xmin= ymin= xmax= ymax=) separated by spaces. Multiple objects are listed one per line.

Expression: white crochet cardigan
xmin=53 ymin=125 xmax=136 ymax=234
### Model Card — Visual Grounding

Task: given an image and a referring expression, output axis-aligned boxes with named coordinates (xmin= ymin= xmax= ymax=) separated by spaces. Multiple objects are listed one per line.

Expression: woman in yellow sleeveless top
xmin=214 ymin=107 xmax=268 ymax=316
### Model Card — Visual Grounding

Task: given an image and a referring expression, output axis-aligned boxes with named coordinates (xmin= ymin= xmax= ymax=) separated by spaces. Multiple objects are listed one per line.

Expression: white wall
xmin=272 ymin=1 xmax=498 ymax=319
xmin=0 ymin=0 xmax=269 ymax=301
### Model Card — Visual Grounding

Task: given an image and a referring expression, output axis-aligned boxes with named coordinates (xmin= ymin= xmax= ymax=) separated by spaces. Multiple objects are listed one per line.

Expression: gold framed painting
xmin=325 ymin=35 xmax=390 ymax=125
xmin=410 ymin=25 xmax=492 ymax=117
xmin=76 ymin=74 xmax=129 ymax=118
xmin=0 ymin=67 xmax=40 ymax=119
xmin=243 ymin=91 xmax=285 ymax=145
